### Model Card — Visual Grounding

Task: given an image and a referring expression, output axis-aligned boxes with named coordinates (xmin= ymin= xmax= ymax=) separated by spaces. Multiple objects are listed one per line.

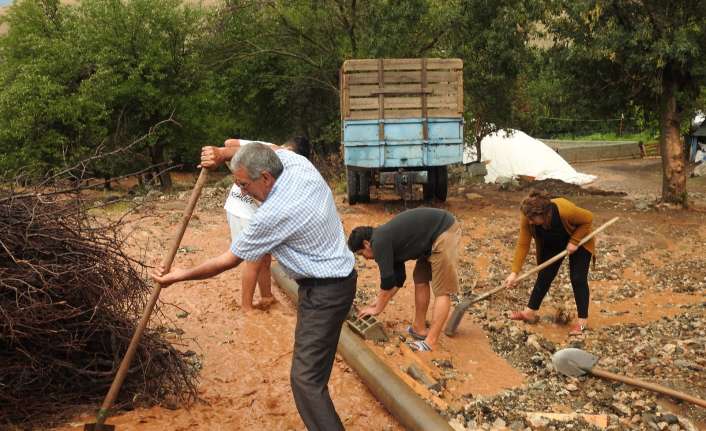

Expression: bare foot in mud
xmin=254 ymin=296 xmax=277 ymax=310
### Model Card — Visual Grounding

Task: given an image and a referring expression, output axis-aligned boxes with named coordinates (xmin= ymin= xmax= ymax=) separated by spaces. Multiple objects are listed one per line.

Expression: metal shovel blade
xmin=552 ymin=348 xmax=599 ymax=377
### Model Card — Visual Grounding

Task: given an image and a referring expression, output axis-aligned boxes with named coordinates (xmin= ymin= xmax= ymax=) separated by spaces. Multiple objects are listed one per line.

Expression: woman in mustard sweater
xmin=504 ymin=190 xmax=594 ymax=335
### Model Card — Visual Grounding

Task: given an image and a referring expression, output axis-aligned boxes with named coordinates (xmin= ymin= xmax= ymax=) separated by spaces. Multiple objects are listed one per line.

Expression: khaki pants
xmin=412 ymin=221 xmax=460 ymax=296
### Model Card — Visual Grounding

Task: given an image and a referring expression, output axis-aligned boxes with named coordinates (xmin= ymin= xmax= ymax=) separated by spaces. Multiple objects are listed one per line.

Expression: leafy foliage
xmin=544 ymin=0 xmax=706 ymax=203
xmin=1 ymin=0 xmax=703 ymax=200
xmin=0 ymin=0 xmax=219 ymax=184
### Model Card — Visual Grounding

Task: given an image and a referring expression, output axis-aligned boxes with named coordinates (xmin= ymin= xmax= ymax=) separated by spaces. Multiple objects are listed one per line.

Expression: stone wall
xmin=539 ymin=140 xmax=642 ymax=163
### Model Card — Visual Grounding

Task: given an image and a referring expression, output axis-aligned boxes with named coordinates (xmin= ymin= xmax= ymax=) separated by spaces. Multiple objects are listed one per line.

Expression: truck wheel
xmin=346 ymin=168 xmax=358 ymax=205
xmin=423 ymin=168 xmax=436 ymax=201
xmin=435 ymin=166 xmax=448 ymax=202
xmin=358 ymin=171 xmax=371 ymax=203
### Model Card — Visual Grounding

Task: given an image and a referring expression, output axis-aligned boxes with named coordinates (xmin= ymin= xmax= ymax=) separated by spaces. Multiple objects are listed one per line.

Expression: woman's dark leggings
xmin=527 ymin=246 xmax=591 ymax=318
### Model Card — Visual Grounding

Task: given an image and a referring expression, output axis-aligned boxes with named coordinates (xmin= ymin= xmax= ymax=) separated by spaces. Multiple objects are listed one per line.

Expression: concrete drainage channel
xmin=271 ymin=264 xmax=453 ymax=431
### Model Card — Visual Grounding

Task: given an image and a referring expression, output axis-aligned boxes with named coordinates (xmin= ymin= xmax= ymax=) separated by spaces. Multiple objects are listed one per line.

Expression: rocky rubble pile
xmin=444 ymin=211 xmax=705 ymax=430
xmin=449 ymin=302 xmax=705 ymax=430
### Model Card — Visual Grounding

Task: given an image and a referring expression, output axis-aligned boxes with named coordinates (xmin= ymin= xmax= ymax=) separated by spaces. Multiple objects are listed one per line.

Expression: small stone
xmin=492 ymin=418 xmax=506 ymax=429
xmin=487 ymin=320 xmax=504 ymax=332
xmin=176 ymin=311 xmax=189 ymax=318
xmin=526 ymin=334 xmax=542 ymax=351
xmin=509 ymin=420 xmax=525 ymax=431
xmin=529 ymin=381 xmax=546 ymax=391
xmin=678 ymin=416 xmax=699 ymax=431
xmin=662 ymin=344 xmax=676 ymax=355
xmin=642 ymin=413 xmax=658 ymax=424
xmin=658 ymin=422 xmax=668 ymax=430
xmin=539 ymin=339 xmax=556 ymax=352
xmin=662 ymin=414 xmax=678 ymax=425
xmin=612 ymin=402 xmax=632 ymax=416
xmin=465 ymin=193 xmax=483 ymax=200
xmin=383 ymin=346 xmax=395 ymax=356
xmin=527 ymin=415 xmax=549 ymax=428
xmin=448 ymin=418 xmax=466 ymax=431
xmin=668 ymin=425 xmax=679 ymax=431
xmin=634 ymin=199 xmax=651 ymax=211
xmin=566 ymin=383 xmax=578 ymax=392
xmin=530 ymin=354 xmax=544 ymax=365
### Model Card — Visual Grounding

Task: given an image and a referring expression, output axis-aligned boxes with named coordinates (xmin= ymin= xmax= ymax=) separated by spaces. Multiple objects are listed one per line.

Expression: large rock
xmin=693 ymin=162 xmax=706 ymax=177
xmin=466 ymin=162 xmax=488 ymax=177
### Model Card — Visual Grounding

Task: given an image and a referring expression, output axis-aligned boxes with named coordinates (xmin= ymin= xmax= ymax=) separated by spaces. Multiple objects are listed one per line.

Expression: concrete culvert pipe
xmin=271 ymin=264 xmax=453 ymax=431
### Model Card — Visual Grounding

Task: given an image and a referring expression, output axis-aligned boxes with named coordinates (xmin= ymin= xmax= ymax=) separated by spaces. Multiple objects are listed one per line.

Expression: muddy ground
xmin=55 ymin=159 xmax=706 ymax=431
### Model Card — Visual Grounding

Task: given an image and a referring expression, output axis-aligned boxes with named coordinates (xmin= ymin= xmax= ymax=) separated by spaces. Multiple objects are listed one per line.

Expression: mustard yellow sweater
xmin=511 ymin=198 xmax=595 ymax=274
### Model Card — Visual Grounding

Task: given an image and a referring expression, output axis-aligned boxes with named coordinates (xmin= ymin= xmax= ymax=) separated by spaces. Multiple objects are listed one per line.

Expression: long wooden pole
xmin=473 ymin=216 xmax=619 ymax=304
xmin=590 ymin=368 xmax=706 ymax=408
xmin=88 ymin=169 xmax=209 ymax=430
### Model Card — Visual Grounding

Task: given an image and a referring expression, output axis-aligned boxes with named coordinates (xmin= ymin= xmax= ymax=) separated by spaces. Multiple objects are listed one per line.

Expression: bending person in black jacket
xmin=348 ymin=208 xmax=461 ymax=352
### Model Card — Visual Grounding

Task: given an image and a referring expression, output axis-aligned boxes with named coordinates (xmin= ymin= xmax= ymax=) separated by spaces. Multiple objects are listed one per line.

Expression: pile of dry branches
xmin=0 ymin=193 xmax=198 ymax=428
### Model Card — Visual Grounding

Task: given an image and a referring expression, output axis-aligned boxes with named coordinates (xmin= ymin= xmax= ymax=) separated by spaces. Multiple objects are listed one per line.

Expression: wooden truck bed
xmin=340 ymin=58 xmax=464 ymax=121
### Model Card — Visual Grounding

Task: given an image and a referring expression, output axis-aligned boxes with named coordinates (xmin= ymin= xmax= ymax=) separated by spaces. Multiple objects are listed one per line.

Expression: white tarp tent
xmin=464 ymin=129 xmax=597 ymax=185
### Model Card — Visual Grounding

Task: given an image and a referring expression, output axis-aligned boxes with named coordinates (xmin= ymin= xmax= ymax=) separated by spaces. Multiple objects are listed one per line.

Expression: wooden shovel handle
xmin=93 ymin=169 xmax=209 ymax=426
xmin=469 ymin=217 xmax=619 ymax=305
xmin=591 ymin=367 xmax=706 ymax=408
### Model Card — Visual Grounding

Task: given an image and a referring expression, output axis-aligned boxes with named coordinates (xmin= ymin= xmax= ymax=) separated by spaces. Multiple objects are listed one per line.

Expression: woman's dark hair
xmin=348 ymin=226 xmax=373 ymax=252
xmin=520 ymin=190 xmax=553 ymax=229
xmin=285 ymin=136 xmax=311 ymax=160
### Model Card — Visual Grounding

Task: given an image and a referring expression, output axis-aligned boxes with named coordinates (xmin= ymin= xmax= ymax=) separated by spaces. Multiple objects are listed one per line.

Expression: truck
xmin=340 ymin=58 xmax=464 ymax=204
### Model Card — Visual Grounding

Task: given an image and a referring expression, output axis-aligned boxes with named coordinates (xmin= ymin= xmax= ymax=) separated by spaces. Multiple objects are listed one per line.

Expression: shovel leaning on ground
xmin=552 ymin=348 xmax=706 ymax=408
xmin=445 ymin=217 xmax=619 ymax=337
xmin=84 ymin=169 xmax=209 ymax=431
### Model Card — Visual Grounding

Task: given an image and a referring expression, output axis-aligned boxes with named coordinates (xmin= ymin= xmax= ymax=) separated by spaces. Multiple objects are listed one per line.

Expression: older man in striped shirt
xmin=151 ymin=143 xmax=356 ymax=431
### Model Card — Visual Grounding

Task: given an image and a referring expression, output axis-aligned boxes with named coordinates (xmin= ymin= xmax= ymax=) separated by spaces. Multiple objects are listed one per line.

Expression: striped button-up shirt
xmin=230 ymin=150 xmax=355 ymax=279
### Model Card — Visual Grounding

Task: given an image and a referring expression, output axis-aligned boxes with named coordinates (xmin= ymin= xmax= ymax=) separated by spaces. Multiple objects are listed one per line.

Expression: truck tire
xmin=434 ymin=166 xmax=448 ymax=202
xmin=358 ymin=171 xmax=371 ymax=203
xmin=423 ymin=168 xmax=436 ymax=201
xmin=346 ymin=168 xmax=358 ymax=205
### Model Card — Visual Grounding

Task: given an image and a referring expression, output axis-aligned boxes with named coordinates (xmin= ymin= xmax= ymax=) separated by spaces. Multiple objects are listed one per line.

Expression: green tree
xmin=546 ymin=0 xmax=706 ymax=205
xmin=449 ymin=0 xmax=538 ymax=160
xmin=0 ymin=0 xmax=218 ymax=188
xmin=204 ymin=0 xmax=459 ymax=153
xmin=73 ymin=0 xmax=214 ymax=189
xmin=0 ymin=0 xmax=108 ymax=179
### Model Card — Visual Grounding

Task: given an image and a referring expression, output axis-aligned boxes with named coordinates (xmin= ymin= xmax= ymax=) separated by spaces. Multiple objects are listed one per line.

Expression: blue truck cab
xmin=340 ymin=58 xmax=464 ymax=203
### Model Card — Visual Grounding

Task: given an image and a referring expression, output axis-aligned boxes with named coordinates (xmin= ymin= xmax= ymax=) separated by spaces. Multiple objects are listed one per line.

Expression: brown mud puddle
xmin=58 ymin=178 xmax=706 ymax=430
xmin=55 ymin=210 xmax=401 ymax=431
xmin=517 ymin=291 xmax=703 ymax=344
xmin=353 ymin=244 xmax=525 ymax=411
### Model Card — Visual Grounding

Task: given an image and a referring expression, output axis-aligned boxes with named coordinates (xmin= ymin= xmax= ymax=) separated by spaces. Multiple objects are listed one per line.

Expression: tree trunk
xmin=658 ymin=67 xmax=687 ymax=206
xmin=150 ymin=142 xmax=172 ymax=191
xmin=473 ymin=118 xmax=482 ymax=162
